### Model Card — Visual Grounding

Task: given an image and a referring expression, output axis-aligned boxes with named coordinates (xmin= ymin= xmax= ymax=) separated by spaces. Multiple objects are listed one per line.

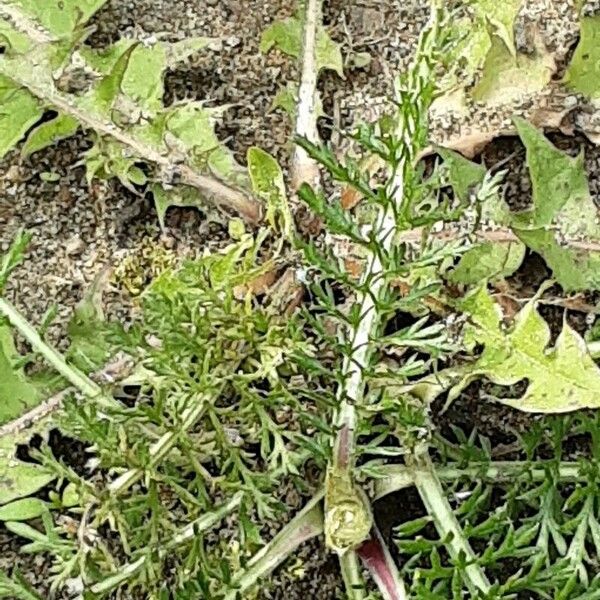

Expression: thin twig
xmin=291 ymin=0 xmax=322 ymax=191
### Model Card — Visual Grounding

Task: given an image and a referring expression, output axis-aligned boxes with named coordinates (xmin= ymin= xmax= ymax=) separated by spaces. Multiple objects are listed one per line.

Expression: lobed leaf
xmin=452 ymin=286 xmax=600 ymax=413
xmin=14 ymin=0 xmax=108 ymax=37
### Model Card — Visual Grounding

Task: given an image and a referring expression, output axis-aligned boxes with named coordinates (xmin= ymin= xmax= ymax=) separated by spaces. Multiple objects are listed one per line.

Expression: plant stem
xmin=291 ymin=0 xmax=322 ymax=191
xmin=356 ymin=527 xmax=408 ymax=600
xmin=340 ymin=551 xmax=367 ymax=600
xmin=224 ymin=492 xmax=325 ymax=600
xmin=108 ymin=393 xmax=207 ymax=495
xmin=373 ymin=460 xmax=586 ymax=499
xmin=90 ymin=491 xmax=245 ymax=594
xmin=0 ymin=297 xmax=117 ymax=410
xmin=408 ymin=452 xmax=491 ymax=595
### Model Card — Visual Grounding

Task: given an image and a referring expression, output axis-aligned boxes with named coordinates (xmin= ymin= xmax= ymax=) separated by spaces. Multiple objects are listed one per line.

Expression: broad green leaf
xmin=166 ymin=104 xmax=248 ymax=187
xmin=0 ymin=325 xmax=41 ymax=426
xmin=90 ymin=43 xmax=138 ymax=113
xmin=15 ymin=0 xmax=108 ymax=38
xmin=471 ymin=34 xmax=555 ymax=106
xmin=452 ymin=286 xmax=600 ymax=413
xmin=449 ymin=241 xmax=525 ymax=285
xmin=0 ymin=436 xmax=55 ymax=505
xmin=515 ymin=228 xmax=600 ymax=291
xmin=512 ymin=118 xmax=594 ymax=230
xmin=66 ymin=270 xmax=111 ymax=373
xmin=440 ymin=147 xmax=525 ymax=283
xmin=21 ymin=114 xmax=79 ymax=156
xmin=0 ymin=78 xmax=42 ymax=159
xmin=166 ymin=103 xmax=224 ymax=153
xmin=0 ymin=498 xmax=48 ymax=521
xmin=247 ymin=147 xmax=293 ymax=237
xmin=0 ymin=19 xmax=32 ymax=53
xmin=564 ymin=16 xmax=600 ymax=99
xmin=439 ymin=147 xmax=486 ymax=203
xmin=511 ymin=118 xmax=600 ymax=291
xmin=260 ymin=16 xmax=344 ymax=77
xmin=120 ymin=45 xmax=166 ymax=115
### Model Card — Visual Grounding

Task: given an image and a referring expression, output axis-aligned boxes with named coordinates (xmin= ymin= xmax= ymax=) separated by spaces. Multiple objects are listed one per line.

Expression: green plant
xmin=2 ymin=1 xmax=600 ymax=599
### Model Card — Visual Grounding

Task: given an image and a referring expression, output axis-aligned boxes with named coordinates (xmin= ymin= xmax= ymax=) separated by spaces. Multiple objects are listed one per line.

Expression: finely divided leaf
xmin=453 ymin=286 xmax=600 ymax=413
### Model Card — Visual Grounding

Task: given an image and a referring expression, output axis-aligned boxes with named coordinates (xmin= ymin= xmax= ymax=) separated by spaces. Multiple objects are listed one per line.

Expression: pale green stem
xmin=373 ymin=461 xmax=585 ymax=500
xmin=108 ymin=393 xmax=208 ymax=495
xmin=340 ymin=551 xmax=367 ymax=600
xmin=224 ymin=492 xmax=325 ymax=600
xmin=0 ymin=297 xmax=116 ymax=409
xmin=291 ymin=0 xmax=322 ymax=190
xmin=90 ymin=491 xmax=244 ymax=594
xmin=409 ymin=452 xmax=491 ymax=595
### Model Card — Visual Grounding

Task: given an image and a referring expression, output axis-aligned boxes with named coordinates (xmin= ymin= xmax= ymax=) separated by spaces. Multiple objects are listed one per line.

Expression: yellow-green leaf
xmin=14 ymin=0 xmax=108 ymax=38
xmin=564 ymin=16 xmax=600 ymax=99
xmin=471 ymin=34 xmax=555 ymax=106
xmin=0 ymin=78 xmax=42 ymax=159
xmin=453 ymin=286 xmax=600 ymax=413
xmin=21 ymin=114 xmax=79 ymax=156
xmin=260 ymin=16 xmax=344 ymax=77
xmin=0 ymin=498 xmax=48 ymax=521
xmin=247 ymin=147 xmax=293 ymax=237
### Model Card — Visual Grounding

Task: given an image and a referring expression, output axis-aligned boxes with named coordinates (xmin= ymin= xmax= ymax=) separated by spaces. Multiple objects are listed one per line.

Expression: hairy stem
xmin=224 ymin=492 xmax=325 ymax=600
xmin=373 ymin=460 xmax=586 ymax=499
xmin=340 ymin=551 xmax=367 ymax=600
xmin=291 ymin=0 xmax=322 ymax=191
